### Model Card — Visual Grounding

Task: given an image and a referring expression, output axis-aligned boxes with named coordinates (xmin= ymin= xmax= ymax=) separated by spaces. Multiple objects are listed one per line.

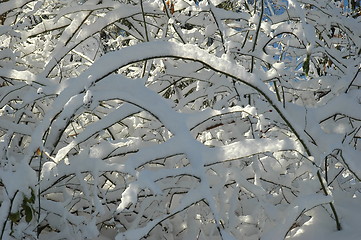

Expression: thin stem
xmin=140 ymin=0 xmax=149 ymax=42
xmin=208 ymin=0 xmax=227 ymax=53
xmin=274 ymin=80 xmax=282 ymax=102
xmin=37 ymin=153 xmax=42 ymax=237
xmin=251 ymin=0 xmax=264 ymax=72
xmin=316 ymin=170 xmax=341 ymax=230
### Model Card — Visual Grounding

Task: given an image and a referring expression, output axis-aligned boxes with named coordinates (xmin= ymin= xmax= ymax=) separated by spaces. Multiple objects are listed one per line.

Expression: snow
xmin=0 ymin=0 xmax=34 ymax=15
xmin=0 ymin=68 xmax=37 ymax=83
xmin=262 ymin=194 xmax=333 ymax=240
xmin=287 ymin=195 xmax=361 ymax=240
xmin=0 ymin=159 xmax=37 ymax=197
xmin=83 ymin=89 xmax=92 ymax=105
xmin=1 ymin=0 xmax=360 ymax=239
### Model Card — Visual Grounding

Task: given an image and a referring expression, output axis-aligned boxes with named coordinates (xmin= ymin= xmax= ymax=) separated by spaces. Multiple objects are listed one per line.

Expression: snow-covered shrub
xmin=0 ymin=0 xmax=360 ymax=239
